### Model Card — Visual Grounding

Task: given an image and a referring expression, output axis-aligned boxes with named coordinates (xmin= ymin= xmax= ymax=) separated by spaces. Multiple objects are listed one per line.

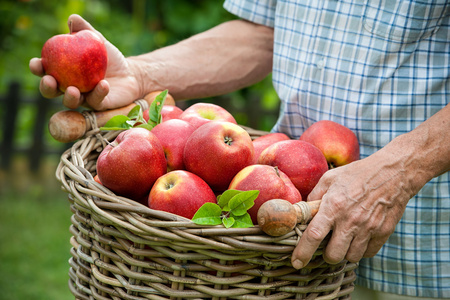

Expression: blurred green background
xmin=0 ymin=1 xmax=279 ymax=299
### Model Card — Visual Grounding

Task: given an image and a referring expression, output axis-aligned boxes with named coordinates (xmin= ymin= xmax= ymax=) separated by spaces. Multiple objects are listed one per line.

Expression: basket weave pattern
xmin=57 ymin=127 xmax=358 ymax=299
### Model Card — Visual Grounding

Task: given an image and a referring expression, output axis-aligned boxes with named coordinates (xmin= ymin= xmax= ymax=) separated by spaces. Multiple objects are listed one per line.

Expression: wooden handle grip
xmin=257 ymin=199 xmax=322 ymax=237
xmin=48 ymin=91 xmax=174 ymax=143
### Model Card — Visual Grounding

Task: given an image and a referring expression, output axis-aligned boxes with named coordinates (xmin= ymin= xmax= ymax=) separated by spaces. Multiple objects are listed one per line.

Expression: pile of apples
xmin=95 ymin=102 xmax=360 ymax=223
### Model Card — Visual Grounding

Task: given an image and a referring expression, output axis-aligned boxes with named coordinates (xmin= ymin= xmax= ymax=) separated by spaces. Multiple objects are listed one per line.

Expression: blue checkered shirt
xmin=224 ymin=0 xmax=450 ymax=297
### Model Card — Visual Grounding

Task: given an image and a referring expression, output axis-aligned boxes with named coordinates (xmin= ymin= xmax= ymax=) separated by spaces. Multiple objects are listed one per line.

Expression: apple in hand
xmin=300 ymin=120 xmax=360 ymax=167
xmin=258 ymin=140 xmax=328 ymax=198
xmin=229 ymin=164 xmax=302 ymax=223
xmin=97 ymin=128 xmax=166 ymax=200
xmin=179 ymin=103 xmax=237 ymax=129
xmin=151 ymin=119 xmax=196 ymax=171
xmin=252 ymin=132 xmax=290 ymax=163
xmin=41 ymin=30 xmax=107 ymax=93
xmin=144 ymin=105 xmax=184 ymax=123
xmin=148 ymin=170 xmax=217 ymax=219
xmin=184 ymin=121 xmax=254 ymax=192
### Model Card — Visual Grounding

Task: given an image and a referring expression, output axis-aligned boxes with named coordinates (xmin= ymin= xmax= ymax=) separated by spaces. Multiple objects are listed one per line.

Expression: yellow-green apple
xmin=184 ymin=121 xmax=254 ymax=192
xmin=41 ymin=30 xmax=107 ymax=93
xmin=144 ymin=105 xmax=184 ymax=123
xmin=252 ymin=132 xmax=290 ymax=163
xmin=97 ymin=128 xmax=166 ymax=200
xmin=179 ymin=103 xmax=237 ymax=129
xmin=228 ymin=164 xmax=302 ymax=223
xmin=300 ymin=120 xmax=360 ymax=168
xmin=148 ymin=170 xmax=217 ymax=219
xmin=258 ymin=140 xmax=328 ymax=198
xmin=151 ymin=119 xmax=196 ymax=171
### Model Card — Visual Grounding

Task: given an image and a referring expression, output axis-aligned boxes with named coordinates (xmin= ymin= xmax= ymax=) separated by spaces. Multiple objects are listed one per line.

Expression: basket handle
xmin=48 ymin=91 xmax=174 ymax=143
xmin=257 ymin=199 xmax=322 ymax=236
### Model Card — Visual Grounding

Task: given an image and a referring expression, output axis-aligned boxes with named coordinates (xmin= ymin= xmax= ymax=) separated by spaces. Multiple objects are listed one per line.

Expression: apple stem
xmin=328 ymin=162 xmax=335 ymax=169
xmin=274 ymin=166 xmax=281 ymax=178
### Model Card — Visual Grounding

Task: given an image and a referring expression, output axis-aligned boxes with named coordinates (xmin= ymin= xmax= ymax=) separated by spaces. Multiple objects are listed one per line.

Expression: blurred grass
xmin=0 ymin=157 xmax=73 ymax=300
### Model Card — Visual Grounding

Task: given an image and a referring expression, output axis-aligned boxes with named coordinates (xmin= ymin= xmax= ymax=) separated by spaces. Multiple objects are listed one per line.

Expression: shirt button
xmin=316 ymin=59 xmax=325 ymax=69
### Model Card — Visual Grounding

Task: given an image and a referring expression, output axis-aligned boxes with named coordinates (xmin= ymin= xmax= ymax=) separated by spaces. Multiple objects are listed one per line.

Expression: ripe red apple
xmin=179 ymin=103 xmax=237 ymax=129
xmin=184 ymin=121 xmax=254 ymax=192
xmin=258 ymin=140 xmax=328 ymax=198
xmin=143 ymin=105 xmax=184 ymax=123
xmin=97 ymin=128 xmax=166 ymax=200
xmin=252 ymin=132 xmax=290 ymax=163
xmin=228 ymin=164 xmax=302 ymax=223
xmin=41 ymin=30 xmax=107 ymax=93
xmin=151 ymin=119 xmax=196 ymax=171
xmin=148 ymin=170 xmax=217 ymax=219
xmin=300 ymin=120 xmax=360 ymax=167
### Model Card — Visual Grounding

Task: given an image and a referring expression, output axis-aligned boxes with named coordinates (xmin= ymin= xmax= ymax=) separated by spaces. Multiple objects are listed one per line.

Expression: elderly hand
xmin=290 ymin=146 xmax=419 ymax=269
xmin=29 ymin=14 xmax=141 ymax=111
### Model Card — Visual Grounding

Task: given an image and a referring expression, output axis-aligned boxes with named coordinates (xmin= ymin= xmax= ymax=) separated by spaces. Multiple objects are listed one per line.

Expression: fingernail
xmin=292 ymin=259 xmax=304 ymax=269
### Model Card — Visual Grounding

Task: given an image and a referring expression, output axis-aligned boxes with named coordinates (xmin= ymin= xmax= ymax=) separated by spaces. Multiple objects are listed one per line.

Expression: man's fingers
xmin=39 ymin=75 xmax=62 ymax=99
xmin=322 ymin=229 xmax=353 ymax=264
xmin=291 ymin=215 xmax=332 ymax=269
xmin=29 ymin=58 xmax=44 ymax=76
xmin=67 ymin=14 xmax=96 ymax=33
xmin=62 ymin=86 xmax=83 ymax=109
xmin=84 ymin=80 xmax=110 ymax=111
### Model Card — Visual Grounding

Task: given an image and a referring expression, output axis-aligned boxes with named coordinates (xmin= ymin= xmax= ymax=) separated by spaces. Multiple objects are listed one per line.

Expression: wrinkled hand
xmin=291 ymin=149 xmax=417 ymax=269
xmin=29 ymin=14 xmax=140 ymax=111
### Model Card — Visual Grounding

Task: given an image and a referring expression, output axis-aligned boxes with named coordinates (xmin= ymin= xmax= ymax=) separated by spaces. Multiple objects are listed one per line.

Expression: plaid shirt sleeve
xmin=224 ymin=0 xmax=450 ymax=298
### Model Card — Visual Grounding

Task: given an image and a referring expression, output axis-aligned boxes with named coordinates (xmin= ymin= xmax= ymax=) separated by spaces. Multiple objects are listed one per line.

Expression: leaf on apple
xmin=192 ymin=202 xmax=223 ymax=226
xmin=231 ymin=213 xmax=253 ymax=228
xmin=222 ymin=216 xmax=235 ymax=228
xmin=192 ymin=189 xmax=259 ymax=228
xmin=100 ymin=89 xmax=168 ymax=131
xmin=147 ymin=89 xmax=168 ymax=127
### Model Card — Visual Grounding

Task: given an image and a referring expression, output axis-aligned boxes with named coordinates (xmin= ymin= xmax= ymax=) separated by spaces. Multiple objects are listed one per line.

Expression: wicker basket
xmin=56 ymin=125 xmax=358 ymax=300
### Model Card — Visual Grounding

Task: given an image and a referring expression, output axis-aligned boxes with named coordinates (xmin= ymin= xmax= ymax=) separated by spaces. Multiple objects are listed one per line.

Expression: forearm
xmin=128 ymin=20 xmax=274 ymax=100
xmin=379 ymin=103 xmax=450 ymax=196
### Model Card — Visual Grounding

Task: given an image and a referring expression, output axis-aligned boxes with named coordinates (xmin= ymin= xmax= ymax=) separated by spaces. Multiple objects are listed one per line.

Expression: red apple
xmin=179 ymin=103 xmax=237 ymax=129
xmin=97 ymin=128 xmax=166 ymax=200
xmin=41 ymin=30 xmax=107 ymax=93
xmin=148 ymin=170 xmax=217 ymax=219
xmin=184 ymin=121 xmax=254 ymax=192
xmin=300 ymin=120 xmax=360 ymax=167
xmin=258 ymin=140 xmax=328 ymax=198
xmin=143 ymin=105 xmax=184 ymax=123
xmin=151 ymin=119 xmax=196 ymax=171
xmin=252 ymin=132 xmax=290 ymax=163
xmin=228 ymin=164 xmax=302 ymax=223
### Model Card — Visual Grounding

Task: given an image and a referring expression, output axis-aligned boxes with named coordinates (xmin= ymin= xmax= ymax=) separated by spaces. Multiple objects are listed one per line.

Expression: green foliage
xmin=100 ymin=89 xmax=167 ymax=131
xmin=192 ymin=189 xmax=259 ymax=228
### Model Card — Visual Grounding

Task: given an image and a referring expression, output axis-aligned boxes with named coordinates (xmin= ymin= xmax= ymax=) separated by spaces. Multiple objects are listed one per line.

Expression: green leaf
xmin=192 ymin=203 xmax=223 ymax=225
xmin=147 ymin=90 xmax=168 ymax=126
xmin=222 ymin=216 xmax=235 ymax=228
xmin=135 ymin=123 xmax=154 ymax=131
xmin=127 ymin=105 xmax=142 ymax=119
xmin=128 ymin=105 xmax=147 ymax=125
xmin=228 ymin=190 xmax=259 ymax=216
xmin=100 ymin=115 xmax=133 ymax=131
xmin=231 ymin=213 xmax=253 ymax=228
xmin=217 ymin=189 xmax=241 ymax=211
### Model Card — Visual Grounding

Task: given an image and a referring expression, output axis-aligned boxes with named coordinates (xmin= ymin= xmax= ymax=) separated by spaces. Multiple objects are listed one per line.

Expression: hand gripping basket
xmin=56 ymin=125 xmax=358 ymax=300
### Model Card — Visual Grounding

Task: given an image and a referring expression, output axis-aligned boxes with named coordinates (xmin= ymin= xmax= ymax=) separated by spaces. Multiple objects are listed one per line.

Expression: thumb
xmin=67 ymin=14 xmax=96 ymax=33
